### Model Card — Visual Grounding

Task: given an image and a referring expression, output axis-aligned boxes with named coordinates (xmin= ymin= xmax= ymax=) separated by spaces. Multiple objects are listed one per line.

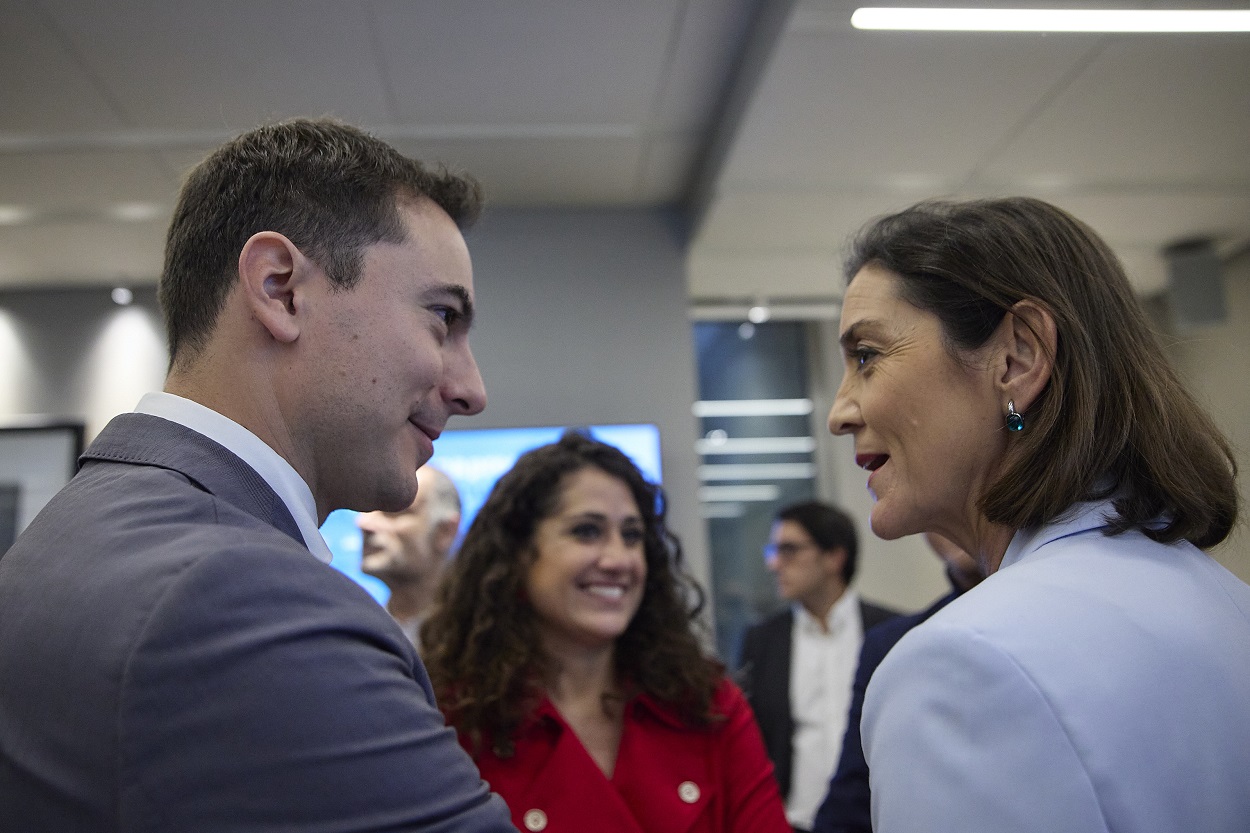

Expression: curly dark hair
xmin=422 ymin=431 xmax=722 ymax=757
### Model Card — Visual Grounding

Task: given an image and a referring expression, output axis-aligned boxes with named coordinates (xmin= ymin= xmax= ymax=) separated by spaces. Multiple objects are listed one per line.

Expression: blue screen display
xmin=321 ymin=423 xmax=663 ymax=604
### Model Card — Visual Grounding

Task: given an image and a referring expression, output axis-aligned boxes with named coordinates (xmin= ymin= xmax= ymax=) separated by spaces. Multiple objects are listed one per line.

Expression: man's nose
xmin=445 ymin=346 xmax=487 ymax=416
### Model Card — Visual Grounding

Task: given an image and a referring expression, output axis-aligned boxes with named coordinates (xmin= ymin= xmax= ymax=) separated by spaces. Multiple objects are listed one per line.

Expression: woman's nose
xmin=828 ymin=378 xmax=860 ymax=436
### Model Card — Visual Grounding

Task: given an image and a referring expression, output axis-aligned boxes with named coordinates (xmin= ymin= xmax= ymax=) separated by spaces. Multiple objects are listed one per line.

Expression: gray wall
xmin=0 ymin=205 xmax=712 ymax=607
xmin=1165 ymin=253 xmax=1250 ymax=585
xmin=460 ymin=205 xmax=710 ymax=594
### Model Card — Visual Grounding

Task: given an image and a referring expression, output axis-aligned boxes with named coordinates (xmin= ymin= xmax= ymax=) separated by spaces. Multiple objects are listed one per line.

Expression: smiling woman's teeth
xmin=586 ymin=585 xmax=624 ymax=600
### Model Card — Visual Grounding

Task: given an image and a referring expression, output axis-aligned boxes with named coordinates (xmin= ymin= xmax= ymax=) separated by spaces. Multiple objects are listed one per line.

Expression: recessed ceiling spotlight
xmin=747 ymin=304 xmax=771 ymax=324
xmin=851 ymin=8 xmax=1250 ymax=32
xmin=0 ymin=205 xmax=33 ymax=225
xmin=109 ymin=202 xmax=162 ymax=222
xmin=111 ymin=287 xmax=134 ymax=306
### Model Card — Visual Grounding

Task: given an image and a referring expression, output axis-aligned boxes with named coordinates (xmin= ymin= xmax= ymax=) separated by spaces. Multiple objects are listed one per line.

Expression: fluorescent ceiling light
xmin=0 ymin=205 xmax=33 ymax=225
xmin=696 ymin=436 xmax=817 ymax=456
xmin=698 ymin=484 xmax=781 ymax=503
xmin=851 ymin=8 xmax=1250 ymax=32
xmin=693 ymin=398 xmax=814 ymax=418
xmin=698 ymin=463 xmax=817 ymax=481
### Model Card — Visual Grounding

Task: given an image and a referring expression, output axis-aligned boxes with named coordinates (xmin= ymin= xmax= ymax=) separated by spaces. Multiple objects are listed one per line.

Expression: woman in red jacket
xmin=423 ymin=431 xmax=789 ymax=833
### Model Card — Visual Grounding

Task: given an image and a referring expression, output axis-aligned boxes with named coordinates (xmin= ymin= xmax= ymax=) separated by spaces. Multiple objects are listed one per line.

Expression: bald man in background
xmin=359 ymin=465 xmax=461 ymax=649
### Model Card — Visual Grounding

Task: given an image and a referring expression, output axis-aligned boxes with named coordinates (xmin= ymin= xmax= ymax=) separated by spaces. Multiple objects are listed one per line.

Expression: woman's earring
xmin=1005 ymin=400 xmax=1025 ymax=432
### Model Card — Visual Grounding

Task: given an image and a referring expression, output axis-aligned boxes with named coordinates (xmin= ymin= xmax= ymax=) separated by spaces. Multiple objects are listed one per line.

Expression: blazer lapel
xmin=502 ymin=709 xmax=645 ymax=833
xmin=612 ymin=696 xmax=716 ymax=833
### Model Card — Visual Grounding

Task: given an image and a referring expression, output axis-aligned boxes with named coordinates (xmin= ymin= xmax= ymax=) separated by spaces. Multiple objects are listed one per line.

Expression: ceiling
xmin=2 ymin=0 xmax=1248 ymax=310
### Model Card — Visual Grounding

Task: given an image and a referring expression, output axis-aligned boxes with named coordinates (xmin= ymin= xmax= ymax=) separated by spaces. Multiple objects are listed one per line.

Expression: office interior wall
xmin=1164 ymin=253 xmax=1250 ymax=584
xmin=0 ymin=206 xmax=712 ymax=619
xmin=0 ymin=287 xmax=166 ymax=440
xmin=463 ymin=206 xmax=710 ymax=602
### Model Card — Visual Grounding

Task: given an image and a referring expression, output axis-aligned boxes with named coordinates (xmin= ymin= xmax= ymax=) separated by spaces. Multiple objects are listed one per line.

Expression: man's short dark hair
xmin=775 ymin=500 xmax=859 ymax=583
xmin=159 ymin=118 xmax=483 ymax=368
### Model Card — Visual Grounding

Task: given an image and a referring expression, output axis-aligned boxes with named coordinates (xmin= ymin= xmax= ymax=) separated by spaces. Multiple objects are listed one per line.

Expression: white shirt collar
xmin=793 ymin=587 xmax=860 ymax=635
xmin=134 ymin=392 xmax=334 ymax=564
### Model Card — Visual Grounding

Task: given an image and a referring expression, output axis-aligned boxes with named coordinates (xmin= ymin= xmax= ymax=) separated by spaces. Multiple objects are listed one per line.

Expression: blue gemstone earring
xmin=1005 ymin=400 xmax=1024 ymax=432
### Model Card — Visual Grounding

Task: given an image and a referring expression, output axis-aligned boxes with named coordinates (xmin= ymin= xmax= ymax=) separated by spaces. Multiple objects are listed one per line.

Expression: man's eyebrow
xmin=427 ymin=284 xmax=475 ymax=327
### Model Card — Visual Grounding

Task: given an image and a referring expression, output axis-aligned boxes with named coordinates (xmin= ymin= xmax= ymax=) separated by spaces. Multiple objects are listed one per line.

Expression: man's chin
xmin=359 ymin=558 xmax=395 ymax=580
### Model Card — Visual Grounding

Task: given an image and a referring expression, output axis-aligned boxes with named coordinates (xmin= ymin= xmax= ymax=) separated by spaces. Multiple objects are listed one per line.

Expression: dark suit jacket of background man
xmin=0 ymin=413 xmax=513 ymax=832
xmin=812 ymin=590 xmax=963 ymax=833
xmin=738 ymin=600 xmax=899 ymax=801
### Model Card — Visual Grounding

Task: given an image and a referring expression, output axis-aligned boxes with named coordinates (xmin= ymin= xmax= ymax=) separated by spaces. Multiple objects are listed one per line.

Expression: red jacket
xmin=463 ymin=678 xmax=789 ymax=833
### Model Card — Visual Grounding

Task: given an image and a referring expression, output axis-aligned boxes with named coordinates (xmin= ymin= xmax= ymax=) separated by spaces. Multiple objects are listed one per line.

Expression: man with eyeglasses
xmin=739 ymin=501 xmax=899 ymax=833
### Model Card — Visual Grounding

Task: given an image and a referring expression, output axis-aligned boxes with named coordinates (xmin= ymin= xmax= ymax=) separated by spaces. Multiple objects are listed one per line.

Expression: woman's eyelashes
xmin=567 ymin=520 xmax=644 ymax=546
xmin=848 ymin=345 xmax=879 ymax=371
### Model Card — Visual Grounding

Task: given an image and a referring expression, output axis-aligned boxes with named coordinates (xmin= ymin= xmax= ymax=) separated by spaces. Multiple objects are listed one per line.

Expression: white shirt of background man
xmin=787 ymin=587 xmax=864 ymax=830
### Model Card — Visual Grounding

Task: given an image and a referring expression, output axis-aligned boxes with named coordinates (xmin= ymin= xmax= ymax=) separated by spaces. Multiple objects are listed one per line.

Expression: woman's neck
xmin=541 ymin=635 xmax=618 ymax=703
xmin=540 ymin=635 xmax=625 ymax=778
xmin=968 ymin=520 xmax=1017 ymax=575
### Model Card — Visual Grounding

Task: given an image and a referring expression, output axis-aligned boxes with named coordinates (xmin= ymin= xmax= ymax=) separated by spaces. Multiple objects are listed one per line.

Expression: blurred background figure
xmin=738 ymin=501 xmax=899 ymax=832
xmin=828 ymin=196 xmax=1249 ymax=833
xmin=358 ymin=465 xmax=461 ymax=649
xmin=423 ymin=431 xmax=790 ymax=833
xmin=813 ymin=532 xmax=983 ymax=833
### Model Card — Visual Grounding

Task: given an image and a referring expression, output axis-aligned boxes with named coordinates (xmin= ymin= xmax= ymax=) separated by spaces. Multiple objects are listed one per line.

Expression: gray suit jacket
xmin=0 ymin=413 xmax=515 ymax=832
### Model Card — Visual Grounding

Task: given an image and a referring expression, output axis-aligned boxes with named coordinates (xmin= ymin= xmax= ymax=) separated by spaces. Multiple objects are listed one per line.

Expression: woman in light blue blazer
xmin=827 ymin=197 xmax=1248 ymax=833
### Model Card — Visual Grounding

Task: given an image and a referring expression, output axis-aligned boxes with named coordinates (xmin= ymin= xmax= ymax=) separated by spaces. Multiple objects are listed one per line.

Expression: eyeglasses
xmin=763 ymin=542 xmax=816 ymax=560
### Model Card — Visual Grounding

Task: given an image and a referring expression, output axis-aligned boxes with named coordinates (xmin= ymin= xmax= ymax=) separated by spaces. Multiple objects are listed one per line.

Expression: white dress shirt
xmin=787 ymin=588 xmax=864 ymax=830
xmin=134 ymin=392 xmax=334 ymax=564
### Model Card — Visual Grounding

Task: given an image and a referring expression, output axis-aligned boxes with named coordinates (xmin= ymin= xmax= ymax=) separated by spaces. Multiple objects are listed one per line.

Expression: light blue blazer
xmin=862 ymin=499 xmax=1250 ymax=833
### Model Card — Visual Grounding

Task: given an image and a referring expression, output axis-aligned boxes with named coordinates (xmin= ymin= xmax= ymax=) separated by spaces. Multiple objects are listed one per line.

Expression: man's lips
xmin=856 ymin=453 xmax=889 ymax=471
xmin=411 ymin=419 xmax=442 ymax=442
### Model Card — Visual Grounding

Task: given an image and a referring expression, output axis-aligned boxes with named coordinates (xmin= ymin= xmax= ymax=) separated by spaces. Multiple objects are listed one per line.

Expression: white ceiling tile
xmin=694 ymin=188 xmax=927 ymax=252
xmin=980 ymin=36 xmax=1250 ymax=184
xmin=385 ymin=136 xmax=645 ymax=206
xmin=687 ymin=251 xmax=841 ymax=299
xmin=1031 ymin=190 xmax=1250 ymax=250
xmin=0 ymin=220 xmax=165 ymax=288
xmin=647 ymin=0 xmax=760 ymax=132
xmin=372 ymin=0 xmax=681 ymax=125
xmin=36 ymin=0 xmax=394 ymax=130
xmin=0 ymin=150 xmax=179 ymax=210
xmin=0 ymin=2 xmax=127 ymax=133
xmin=722 ymin=29 xmax=1096 ymax=187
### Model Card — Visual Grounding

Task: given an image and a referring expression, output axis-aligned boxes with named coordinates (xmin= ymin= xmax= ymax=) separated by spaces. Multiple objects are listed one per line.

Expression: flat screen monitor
xmin=320 ymin=423 xmax=662 ymax=605
xmin=0 ymin=422 xmax=86 ymax=554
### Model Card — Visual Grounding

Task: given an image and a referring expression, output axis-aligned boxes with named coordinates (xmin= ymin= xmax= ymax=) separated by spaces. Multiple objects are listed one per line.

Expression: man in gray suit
xmin=0 ymin=119 xmax=515 ymax=831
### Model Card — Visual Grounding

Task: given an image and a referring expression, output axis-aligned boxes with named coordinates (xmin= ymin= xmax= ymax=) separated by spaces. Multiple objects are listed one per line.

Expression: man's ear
xmin=433 ymin=514 xmax=461 ymax=558
xmin=823 ymin=546 xmax=848 ymax=580
xmin=996 ymin=299 xmax=1057 ymax=413
xmin=237 ymin=231 xmax=312 ymax=344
